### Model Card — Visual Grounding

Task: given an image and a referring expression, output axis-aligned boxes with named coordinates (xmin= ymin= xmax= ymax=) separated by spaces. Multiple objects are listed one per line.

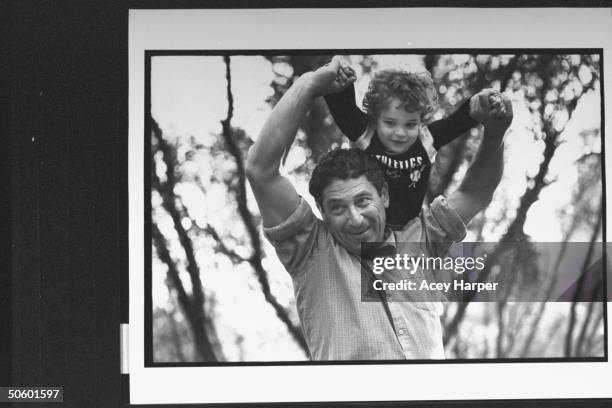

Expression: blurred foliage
xmin=151 ymin=53 xmax=604 ymax=362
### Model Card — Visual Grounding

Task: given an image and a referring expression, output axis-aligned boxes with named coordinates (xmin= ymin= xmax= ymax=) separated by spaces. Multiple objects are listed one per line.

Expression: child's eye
xmin=383 ymin=120 xmax=395 ymax=126
xmin=406 ymin=123 xmax=417 ymax=129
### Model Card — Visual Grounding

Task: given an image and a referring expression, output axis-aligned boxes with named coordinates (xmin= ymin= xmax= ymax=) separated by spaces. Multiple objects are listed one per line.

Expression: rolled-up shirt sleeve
xmin=422 ymin=196 xmax=467 ymax=256
xmin=263 ymin=198 xmax=322 ymax=277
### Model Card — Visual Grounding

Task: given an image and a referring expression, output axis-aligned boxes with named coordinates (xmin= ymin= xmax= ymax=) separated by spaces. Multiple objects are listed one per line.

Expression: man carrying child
xmin=245 ymin=57 xmax=513 ymax=360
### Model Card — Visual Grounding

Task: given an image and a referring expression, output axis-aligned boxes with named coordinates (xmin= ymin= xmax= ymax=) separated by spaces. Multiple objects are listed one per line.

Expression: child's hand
xmin=488 ymin=91 xmax=507 ymax=119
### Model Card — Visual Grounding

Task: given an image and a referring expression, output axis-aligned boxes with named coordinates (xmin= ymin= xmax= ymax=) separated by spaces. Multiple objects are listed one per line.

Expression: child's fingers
xmin=337 ymin=69 xmax=349 ymax=83
xmin=335 ymin=56 xmax=356 ymax=79
xmin=490 ymin=101 xmax=506 ymax=114
xmin=341 ymin=72 xmax=356 ymax=82
xmin=336 ymin=67 xmax=357 ymax=89
xmin=488 ymin=91 xmax=511 ymax=120
xmin=343 ymin=69 xmax=357 ymax=84
xmin=341 ymin=65 xmax=356 ymax=76
xmin=337 ymin=69 xmax=349 ymax=84
xmin=488 ymin=92 xmax=503 ymax=108
xmin=490 ymin=94 xmax=513 ymax=122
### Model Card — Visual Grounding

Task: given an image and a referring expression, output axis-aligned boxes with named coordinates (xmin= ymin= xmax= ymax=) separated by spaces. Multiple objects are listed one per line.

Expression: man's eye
xmin=356 ymin=197 xmax=371 ymax=206
xmin=330 ymin=205 xmax=344 ymax=214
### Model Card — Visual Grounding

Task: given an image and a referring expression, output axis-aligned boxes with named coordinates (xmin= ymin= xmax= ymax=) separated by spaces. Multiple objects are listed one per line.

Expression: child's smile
xmin=375 ymin=98 xmax=422 ymax=154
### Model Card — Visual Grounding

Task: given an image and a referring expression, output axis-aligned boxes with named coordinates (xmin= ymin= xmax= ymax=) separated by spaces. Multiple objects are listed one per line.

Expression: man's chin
xmin=344 ymin=238 xmax=369 ymax=256
xmin=336 ymin=230 xmax=383 ymax=254
xmin=352 ymin=232 xmax=376 ymax=244
xmin=354 ymin=234 xmax=380 ymax=250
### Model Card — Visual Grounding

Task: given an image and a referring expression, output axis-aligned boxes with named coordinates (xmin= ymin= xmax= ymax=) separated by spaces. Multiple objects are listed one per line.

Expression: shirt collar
xmin=361 ymin=229 xmax=397 ymax=260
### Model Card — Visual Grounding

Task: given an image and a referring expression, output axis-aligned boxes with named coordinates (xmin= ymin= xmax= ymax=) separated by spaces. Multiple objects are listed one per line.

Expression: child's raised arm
xmin=428 ymin=88 xmax=503 ymax=150
xmin=323 ymin=57 xmax=368 ymax=141
xmin=427 ymin=95 xmax=479 ymax=150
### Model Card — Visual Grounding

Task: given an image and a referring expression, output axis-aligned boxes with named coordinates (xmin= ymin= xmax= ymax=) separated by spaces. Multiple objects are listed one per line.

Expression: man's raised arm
xmin=447 ymin=95 xmax=513 ymax=224
xmin=246 ymin=60 xmax=341 ymax=227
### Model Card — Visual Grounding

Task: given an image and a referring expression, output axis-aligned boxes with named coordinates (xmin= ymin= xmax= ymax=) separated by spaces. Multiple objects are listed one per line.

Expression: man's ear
xmin=381 ymin=183 xmax=389 ymax=208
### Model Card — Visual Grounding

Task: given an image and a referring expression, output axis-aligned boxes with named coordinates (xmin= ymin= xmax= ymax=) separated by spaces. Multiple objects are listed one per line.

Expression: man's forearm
xmin=246 ymin=73 xmax=317 ymax=181
xmin=447 ymin=95 xmax=512 ymax=224
xmin=459 ymin=123 xmax=506 ymax=204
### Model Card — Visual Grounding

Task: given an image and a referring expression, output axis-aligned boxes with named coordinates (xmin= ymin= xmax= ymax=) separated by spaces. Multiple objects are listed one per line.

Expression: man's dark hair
xmin=309 ymin=148 xmax=386 ymax=206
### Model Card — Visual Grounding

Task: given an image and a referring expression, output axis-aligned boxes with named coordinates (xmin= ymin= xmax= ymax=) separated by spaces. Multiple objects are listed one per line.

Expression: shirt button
xmin=398 ymin=329 xmax=405 ymax=335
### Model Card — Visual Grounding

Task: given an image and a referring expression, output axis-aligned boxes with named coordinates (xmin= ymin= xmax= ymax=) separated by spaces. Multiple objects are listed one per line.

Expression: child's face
xmin=375 ymin=98 xmax=422 ymax=154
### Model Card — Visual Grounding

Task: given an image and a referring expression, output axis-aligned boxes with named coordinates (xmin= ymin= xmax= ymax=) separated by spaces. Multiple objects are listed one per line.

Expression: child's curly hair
xmin=362 ymin=70 xmax=438 ymax=124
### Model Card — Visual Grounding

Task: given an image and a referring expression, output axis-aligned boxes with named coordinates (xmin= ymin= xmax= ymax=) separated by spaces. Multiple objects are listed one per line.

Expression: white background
xmin=129 ymin=8 xmax=612 ymax=404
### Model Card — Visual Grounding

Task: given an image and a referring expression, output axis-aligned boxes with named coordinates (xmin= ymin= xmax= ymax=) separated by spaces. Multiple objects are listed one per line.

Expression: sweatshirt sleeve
xmin=428 ymin=98 xmax=479 ymax=150
xmin=324 ymin=83 xmax=369 ymax=141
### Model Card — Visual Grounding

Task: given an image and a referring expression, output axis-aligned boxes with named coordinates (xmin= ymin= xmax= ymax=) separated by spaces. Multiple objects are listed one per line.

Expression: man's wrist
xmin=295 ymin=72 xmax=323 ymax=98
xmin=461 ymin=96 xmax=480 ymax=125
xmin=468 ymin=94 xmax=483 ymax=123
xmin=481 ymin=122 xmax=509 ymax=147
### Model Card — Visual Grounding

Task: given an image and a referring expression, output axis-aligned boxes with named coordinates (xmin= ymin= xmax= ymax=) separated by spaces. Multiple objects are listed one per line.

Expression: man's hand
xmin=484 ymin=92 xmax=513 ymax=136
xmin=307 ymin=56 xmax=356 ymax=96
xmin=469 ymin=89 xmax=512 ymax=127
xmin=335 ymin=57 xmax=356 ymax=89
xmin=488 ymin=92 xmax=507 ymax=119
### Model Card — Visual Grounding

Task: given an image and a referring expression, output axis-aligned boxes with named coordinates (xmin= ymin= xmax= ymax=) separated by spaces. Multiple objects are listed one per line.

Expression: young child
xmin=323 ymin=57 xmax=506 ymax=229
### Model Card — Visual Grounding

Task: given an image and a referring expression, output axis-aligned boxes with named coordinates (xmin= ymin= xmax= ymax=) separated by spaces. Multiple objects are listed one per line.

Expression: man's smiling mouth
xmin=349 ymin=228 xmax=370 ymax=237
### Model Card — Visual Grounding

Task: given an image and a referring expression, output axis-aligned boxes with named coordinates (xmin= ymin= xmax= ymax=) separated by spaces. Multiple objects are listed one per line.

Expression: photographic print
xmin=128 ymin=8 xmax=612 ymax=404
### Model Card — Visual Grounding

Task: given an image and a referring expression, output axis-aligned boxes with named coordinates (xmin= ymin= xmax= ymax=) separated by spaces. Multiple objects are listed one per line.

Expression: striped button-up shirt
xmin=264 ymin=196 xmax=466 ymax=360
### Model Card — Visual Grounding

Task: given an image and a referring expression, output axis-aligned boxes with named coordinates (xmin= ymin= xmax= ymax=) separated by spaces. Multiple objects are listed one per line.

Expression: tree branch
xmin=444 ymin=55 xmax=599 ymax=344
xmin=575 ymin=275 xmax=603 ymax=356
xmin=202 ymin=223 xmax=249 ymax=264
xmin=165 ymin=282 xmax=187 ymax=362
xmin=221 ymin=56 xmax=309 ymax=355
xmin=151 ymin=119 xmax=220 ymax=362
xmin=564 ymin=202 xmax=603 ymax=357
xmin=583 ymin=304 xmax=604 ymax=355
xmin=152 ymin=222 xmax=217 ymax=361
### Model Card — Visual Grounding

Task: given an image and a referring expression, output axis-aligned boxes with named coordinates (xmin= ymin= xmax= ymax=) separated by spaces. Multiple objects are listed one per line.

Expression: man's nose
xmin=347 ymin=206 xmax=364 ymax=226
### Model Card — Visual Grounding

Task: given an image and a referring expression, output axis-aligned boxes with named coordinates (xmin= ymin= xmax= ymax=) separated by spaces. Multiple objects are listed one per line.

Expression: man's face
xmin=319 ymin=175 xmax=389 ymax=254
xmin=376 ymin=98 xmax=422 ymax=154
